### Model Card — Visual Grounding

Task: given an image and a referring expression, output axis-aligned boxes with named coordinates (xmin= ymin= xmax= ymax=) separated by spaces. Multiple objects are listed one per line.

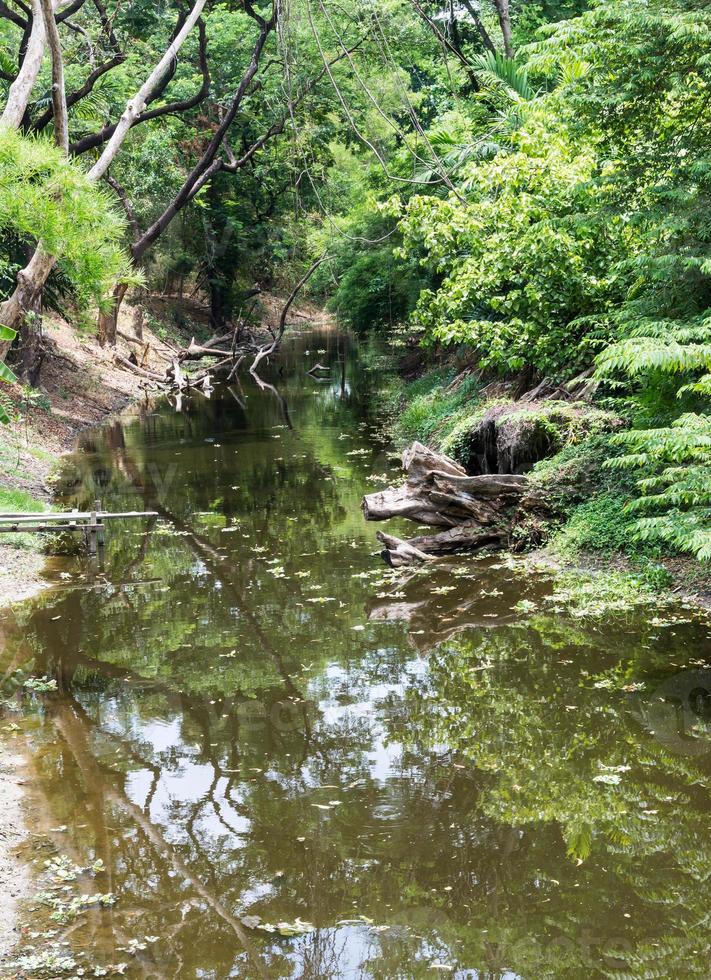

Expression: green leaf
xmin=0 ymin=361 xmax=17 ymax=384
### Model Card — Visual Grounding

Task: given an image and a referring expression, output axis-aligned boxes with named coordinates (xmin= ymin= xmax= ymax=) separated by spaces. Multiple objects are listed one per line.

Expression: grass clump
xmin=0 ymin=487 xmax=47 ymax=551
xmin=0 ymin=487 xmax=45 ymax=512
xmin=389 ymin=368 xmax=483 ymax=451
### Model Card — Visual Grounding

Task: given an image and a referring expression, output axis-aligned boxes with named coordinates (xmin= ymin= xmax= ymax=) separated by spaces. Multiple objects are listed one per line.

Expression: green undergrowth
xmin=0 ymin=487 xmax=44 ymax=513
xmin=385 ymin=368 xmax=483 ymax=449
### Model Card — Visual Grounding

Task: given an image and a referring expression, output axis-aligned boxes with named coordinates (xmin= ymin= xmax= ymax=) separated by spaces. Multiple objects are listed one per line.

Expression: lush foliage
xmin=326 ymin=0 xmax=711 ymax=563
xmin=0 ymin=130 xmax=131 ymax=309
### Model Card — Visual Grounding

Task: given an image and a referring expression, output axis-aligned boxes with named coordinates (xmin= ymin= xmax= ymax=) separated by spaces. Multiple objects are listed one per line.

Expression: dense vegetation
xmin=0 ymin=0 xmax=708 ymax=569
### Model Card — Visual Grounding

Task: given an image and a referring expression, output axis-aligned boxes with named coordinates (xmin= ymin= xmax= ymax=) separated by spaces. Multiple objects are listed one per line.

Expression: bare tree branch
xmin=87 ymin=0 xmax=207 ymax=180
xmin=460 ymin=0 xmax=496 ymax=54
xmin=55 ymin=0 xmax=86 ymax=22
xmin=31 ymin=53 xmax=125 ymax=132
xmin=0 ymin=0 xmax=28 ymax=29
xmin=68 ymin=12 xmax=210 ymax=155
xmin=250 ymin=255 xmax=329 ymax=376
xmin=131 ymin=3 xmax=276 ymax=259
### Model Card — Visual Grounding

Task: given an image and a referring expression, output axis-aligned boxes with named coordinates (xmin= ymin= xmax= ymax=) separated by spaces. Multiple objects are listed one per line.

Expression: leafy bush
xmin=395 ymin=108 xmax=629 ymax=375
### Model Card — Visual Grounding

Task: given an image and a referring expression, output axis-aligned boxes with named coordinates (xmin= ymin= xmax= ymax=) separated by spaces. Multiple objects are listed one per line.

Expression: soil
xmin=0 ymin=311 xmax=173 ymax=607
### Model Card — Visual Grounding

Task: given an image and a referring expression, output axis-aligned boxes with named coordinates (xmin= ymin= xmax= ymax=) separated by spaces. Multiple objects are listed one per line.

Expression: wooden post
xmin=87 ymin=501 xmax=98 ymax=556
xmin=96 ymin=498 xmax=105 ymax=551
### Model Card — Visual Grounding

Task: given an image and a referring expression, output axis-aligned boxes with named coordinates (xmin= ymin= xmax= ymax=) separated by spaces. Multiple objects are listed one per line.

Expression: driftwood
xmin=363 ymin=441 xmax=529 ymax=566
xmin=114 ymin=263 xmax=330 ymax=396
xmin=249 ymin=254 xmax=328 ymax=377
xmin=307 ymin=361 xmax=330 ymax=375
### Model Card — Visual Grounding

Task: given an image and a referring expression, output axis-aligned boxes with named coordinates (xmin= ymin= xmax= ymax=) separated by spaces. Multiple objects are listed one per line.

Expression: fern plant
xmin=604 ymin=415 xmax=711 ymax=561
xmin=0 ymin=325 xmax=18 ymax=424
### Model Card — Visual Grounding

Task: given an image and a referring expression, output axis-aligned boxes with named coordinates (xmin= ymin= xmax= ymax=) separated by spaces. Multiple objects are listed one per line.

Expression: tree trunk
xmin=0 ymin=0 xmax=46 ymax=129
xmin=491 ymin=0 xmax=513 ymax=57
xmin=0 ymin=246 xmax=56 ymax=360
xmin=97 ymin=281 xmax=128 ymax=346
xmin=460 ymin=0 xmax=496 ymax=53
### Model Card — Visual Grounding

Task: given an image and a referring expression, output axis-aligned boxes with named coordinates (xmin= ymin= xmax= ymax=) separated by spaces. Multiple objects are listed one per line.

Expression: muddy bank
xmin=0 ymin=748 xmax=30 ymax=958
xmin=0 ymin=295 xmax=334 ymax=609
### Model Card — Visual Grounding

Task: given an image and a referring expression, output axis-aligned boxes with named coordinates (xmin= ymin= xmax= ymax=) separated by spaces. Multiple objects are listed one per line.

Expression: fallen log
xmin=376 ymin=531 xmax=435 ymax=568
xmin=363 ymin=442 xmax=528 ymax=566
xmin=114 ymin=354 xmax=165 ymax=382
xmin=363 ymin=442 xmax=526 ymax=526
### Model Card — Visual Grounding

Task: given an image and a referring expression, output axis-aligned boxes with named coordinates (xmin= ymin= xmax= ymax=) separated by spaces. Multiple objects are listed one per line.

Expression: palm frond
xmin=472 ymin=51 xmax=536 ymax=102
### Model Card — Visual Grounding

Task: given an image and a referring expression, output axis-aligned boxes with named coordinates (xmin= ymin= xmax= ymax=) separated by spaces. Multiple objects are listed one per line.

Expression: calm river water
xmin=2 ymin=329 xmax=711 ymax=978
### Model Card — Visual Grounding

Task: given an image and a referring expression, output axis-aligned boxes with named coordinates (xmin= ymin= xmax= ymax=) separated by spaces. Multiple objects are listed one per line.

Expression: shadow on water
xmin=2 ymin=329 xmax=711 ymax=978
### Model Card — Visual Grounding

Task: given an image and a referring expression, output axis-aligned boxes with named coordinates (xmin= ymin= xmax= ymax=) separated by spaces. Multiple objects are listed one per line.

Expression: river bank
xmin=0 ymin=293 xmax=334 ymax=608
xmin=0 ymin=314 xmax=172 ymax=608
xmin=376 ymin=361 xmax=711 ymax=608
xmin=0 ymin=747 xmax=29 ymax=959
xmin=0 ymin=313 xmax=171 ymax=959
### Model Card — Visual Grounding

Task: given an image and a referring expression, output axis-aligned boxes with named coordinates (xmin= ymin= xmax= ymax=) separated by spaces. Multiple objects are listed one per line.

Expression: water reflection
xmin=1 ymin=331 xmax=711 ymax=978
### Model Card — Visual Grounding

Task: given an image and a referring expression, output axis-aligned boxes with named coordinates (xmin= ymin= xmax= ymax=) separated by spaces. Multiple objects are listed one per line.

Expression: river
xmin=2 ymin=328 xmax=711 ymax=978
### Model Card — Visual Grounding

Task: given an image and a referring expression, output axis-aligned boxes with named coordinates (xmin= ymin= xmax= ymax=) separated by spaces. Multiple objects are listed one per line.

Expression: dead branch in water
xmin=113 ymin=260 xmax=331 ymax=396
xmin=250 ymin=255 xmax=330 ymax=378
